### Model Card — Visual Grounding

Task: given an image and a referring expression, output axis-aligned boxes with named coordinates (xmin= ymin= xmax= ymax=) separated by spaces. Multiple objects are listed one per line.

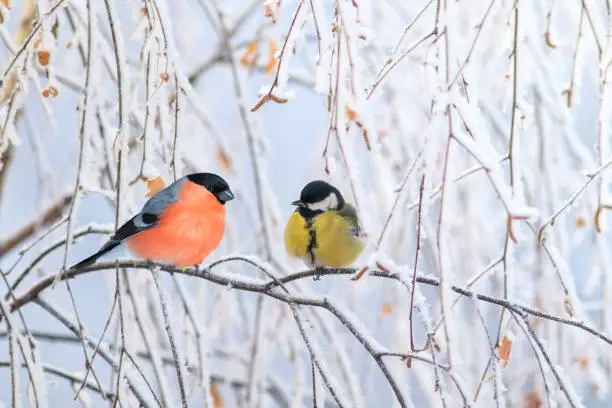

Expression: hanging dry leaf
xmin=264 ymin=1 xmax=280 ymax=23
xmin=41 ymin=86 xmax=58 ymax=98
xmin=523 ymin=390 xmax=542 ymax=408
xmin=38 ymin=49 xmax=50 ymax=66
xmin=381 ymin=302 xmax=393 ymax=317
xmin=362 ymin=129 xmax=371 ymax=151
xmin=345 ymin=104 xmax=358 ymax=121
xmin=264 ymin=40 xmax=278 ymax=74
xmin=544 ymin=32 xmax=557 ymax=49
xmin=576 ymin=356 xmax=589 ymax=370
xmin=146 ymin=176 xmax=166 ymax=197
xmin=217 ymin=147 xmax=232 ymax=172
xmin=210 ymin=383 xmax=223 ymax=408
xmin=497 ymin=335 xmax=512 ymax=367
xmin=240 ymin=41 xmax=258 ymax=69
xmin=264 ymin=4 xmax=273 ymax=17
xmin=561 ymin=88 xmax=573 ymax=108
xmin=594 ymin=205 xmax=612 ymax=233
xmin=575 ymin=216 xmax=586 ymax=229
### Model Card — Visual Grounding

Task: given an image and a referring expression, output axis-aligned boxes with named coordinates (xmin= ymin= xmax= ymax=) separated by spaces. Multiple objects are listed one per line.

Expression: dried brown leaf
xmin=594 ymin=205 xmax=612 ymax=233
xmin=211 ymin=383 xmax=223 ymax=408
xmin=345 ymin=104 xmax=358 ymax=121
xmin=497 ymin=335 xmax=512 ymax=367
xmin=264 ymin=40 xmax=278 ymax=74
xmin=41 ymin=86 xmax=58 ymax=98
xmin=381 ymin=302 xmax=393 ymax=317
xmin=576 ymin=356 xmax=589 ymax=370
xmin=38 ymin=49 xmax=50 ymax=67
xmin=146 ymin=176 xmax=166 ymax=197
xmin=561 ymin=88 xmax=573 ymax=108
xmin=523 ymin=390 xmax=542 ymax=408
xmin=544 ymin=31 xmax=557 ymax=49
xmin=240 ymin=41 xmax=258 ymax=69
xmin=217 ymin=147 xmax=232 ymax=172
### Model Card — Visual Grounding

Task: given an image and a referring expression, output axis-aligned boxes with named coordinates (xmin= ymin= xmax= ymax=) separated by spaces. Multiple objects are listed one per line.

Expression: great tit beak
xmin=291 ymin=200 xmax=303 ymax=206
xmin=218 ymin=189 xmax=235 ymax=203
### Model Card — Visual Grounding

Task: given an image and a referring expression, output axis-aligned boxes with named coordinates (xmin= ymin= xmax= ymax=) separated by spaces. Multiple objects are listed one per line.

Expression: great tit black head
xmin=291 ymin=180 xmax=345 ymax=214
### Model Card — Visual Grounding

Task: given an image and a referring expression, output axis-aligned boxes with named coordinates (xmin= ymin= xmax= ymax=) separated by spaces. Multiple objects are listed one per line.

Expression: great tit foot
xmin=313 ymin=267 xmax=324 ymax=281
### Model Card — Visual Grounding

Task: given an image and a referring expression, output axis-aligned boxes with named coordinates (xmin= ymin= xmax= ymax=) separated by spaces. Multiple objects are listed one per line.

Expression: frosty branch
xmin=4 ymin=257 xmax=612 ymax=384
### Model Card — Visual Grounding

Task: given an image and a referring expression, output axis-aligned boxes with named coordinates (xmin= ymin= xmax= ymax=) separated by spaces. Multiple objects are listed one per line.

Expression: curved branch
xmin=6 ymin=257 xmax=612 ymax=348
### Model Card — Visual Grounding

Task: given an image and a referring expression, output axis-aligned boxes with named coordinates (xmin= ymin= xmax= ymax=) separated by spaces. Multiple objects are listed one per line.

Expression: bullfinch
xmin=284 ymin=180 xmax=364 ymax=268
xmin=70 ymin=172 xmax=234 ymax=270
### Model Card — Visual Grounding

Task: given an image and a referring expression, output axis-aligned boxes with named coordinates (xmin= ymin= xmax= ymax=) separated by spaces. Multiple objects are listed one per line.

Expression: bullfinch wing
xmin=69 ymin=177 xmax=186 ymax=270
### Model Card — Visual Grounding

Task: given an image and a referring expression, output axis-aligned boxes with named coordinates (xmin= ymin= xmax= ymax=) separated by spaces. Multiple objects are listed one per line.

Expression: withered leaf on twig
xmin=146 ymin=176 xmax=166 ymax=197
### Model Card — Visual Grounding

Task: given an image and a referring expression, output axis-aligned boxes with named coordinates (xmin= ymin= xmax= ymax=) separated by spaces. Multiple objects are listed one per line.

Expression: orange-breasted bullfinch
xmin=70 ymin=173 xmax=234 ymax=270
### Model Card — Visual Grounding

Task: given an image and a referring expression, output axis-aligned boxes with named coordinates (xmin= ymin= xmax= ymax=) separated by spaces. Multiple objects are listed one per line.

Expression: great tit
xmin=284 ymin=180 xmax=365 ymax=268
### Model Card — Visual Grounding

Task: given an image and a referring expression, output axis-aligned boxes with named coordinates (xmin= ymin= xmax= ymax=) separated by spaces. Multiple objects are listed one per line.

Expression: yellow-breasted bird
xmin=284 ymin=180 xmax=365 ymax=268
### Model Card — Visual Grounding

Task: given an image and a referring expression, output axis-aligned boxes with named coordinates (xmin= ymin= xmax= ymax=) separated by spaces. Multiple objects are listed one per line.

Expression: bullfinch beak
xmin=218 ymin=189 xmax=235 ymax=202
xmin=291 ymin=200 xmax=303 ymax=206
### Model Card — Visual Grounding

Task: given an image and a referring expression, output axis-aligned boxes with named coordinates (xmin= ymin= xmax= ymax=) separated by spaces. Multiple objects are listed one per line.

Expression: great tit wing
xmin=338 ymin=203 xmax=361 ymax=236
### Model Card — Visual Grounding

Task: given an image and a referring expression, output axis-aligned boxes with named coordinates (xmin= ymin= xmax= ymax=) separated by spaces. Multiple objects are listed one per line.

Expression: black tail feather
xmin=69 ymin=241 xmax=120 ymax=271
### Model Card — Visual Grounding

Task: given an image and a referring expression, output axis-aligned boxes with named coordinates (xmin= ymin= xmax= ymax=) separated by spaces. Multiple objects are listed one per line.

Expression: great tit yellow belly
xmin=284 ymin=180 xmax=364 ymax=268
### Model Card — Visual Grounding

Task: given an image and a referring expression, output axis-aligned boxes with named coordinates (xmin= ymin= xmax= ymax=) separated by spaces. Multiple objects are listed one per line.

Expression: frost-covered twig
xmin=410 ymin=175 xmax=425 ymax=352
xmin=0 ymin=361 xmax=115 ymax=400
xmin=250 ymin=0 xmax=306 ymax=111
xmin=0 ymin=294 xmax=21 ymax=408
xmin=367 ymin=30 xmax=437 ymax=100
xmin=8 ymin=226 xmax=111 ymax=296
xmin=291 ymin=306 xmax=349 ymax=407
xmin=0 ymin=192 xmax=72 ymax=258
xmin=61 ymin=0 xmax=95 ymax=272
xmin=446 ymin=0 xmax=497 ymax=89
xmin=125 ymin=271 xmax=175 ymax=407
xmin=0 ymin=0 xmax=67 ymax=86
xmin=518 ymin=312 xmax=584 ymax=408
xmin=211 ymin=3 xmax=275 ymax=405
xmin=537 ymin=155 xmax=612 ymax=242
xmin=212 ymin=2 xmax=272 ymax=256
xmin=9 ymin=260 xmax=612 ymax=349
xmin=151 ymin=270 xmax=190 ymax=408
xmin=33 ymin=298 xmax=154 ymax=407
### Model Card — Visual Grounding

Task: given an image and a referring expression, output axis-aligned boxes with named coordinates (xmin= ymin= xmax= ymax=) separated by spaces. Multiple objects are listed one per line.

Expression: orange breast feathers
xmin=126 ymin=180 xmax=226 ymax=267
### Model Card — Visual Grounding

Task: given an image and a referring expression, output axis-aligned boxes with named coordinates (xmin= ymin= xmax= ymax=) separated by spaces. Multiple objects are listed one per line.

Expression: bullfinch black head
xmin=187 ymin=173 xmax=235 ymax=204
xmin=291 ymin=180 xmax=345 ymax=213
